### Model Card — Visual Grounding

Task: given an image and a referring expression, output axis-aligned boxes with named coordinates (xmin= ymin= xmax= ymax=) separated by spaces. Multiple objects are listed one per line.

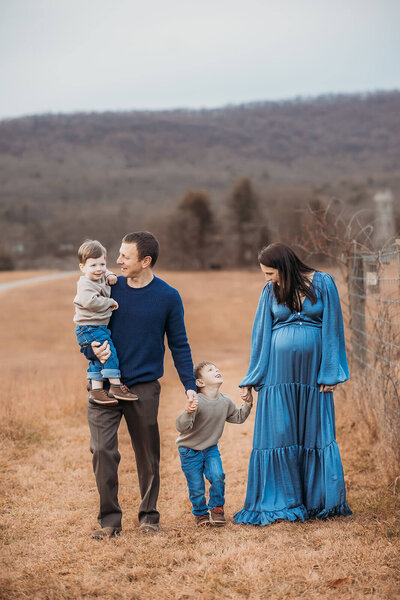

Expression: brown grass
xmin=0 ymin=271 xmax=399 ymax=600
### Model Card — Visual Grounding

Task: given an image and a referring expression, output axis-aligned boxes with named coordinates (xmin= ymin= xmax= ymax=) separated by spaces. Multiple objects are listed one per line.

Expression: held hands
xmin=185 ymin=389 xmax=198 ymax=414
xmin=240 ymin=386 xmax=253 ymax=403
xmin=106 ymin=274 xmax=118 ymax=285
xmin=91 ymin=340 xmax=111 ymax=364
xmin=319 ymin=384 xmax=337 ymax=393
xmin=185 ymin=398 xmax=199 ymax=414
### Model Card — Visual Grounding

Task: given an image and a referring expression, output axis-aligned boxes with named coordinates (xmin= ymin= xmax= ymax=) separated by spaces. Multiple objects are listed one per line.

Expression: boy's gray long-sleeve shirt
xmin=73 ymin=274 xmax=116 ymax=326
xmin=175 ymin=392 xmax=252 ymax=450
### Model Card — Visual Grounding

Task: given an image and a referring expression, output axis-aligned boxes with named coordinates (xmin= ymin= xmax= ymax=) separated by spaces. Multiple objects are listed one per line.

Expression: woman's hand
xmin=240 ymin=386 xmax=253 ymax=401
xmin=319 ymin=384 xmax=337 ymax=393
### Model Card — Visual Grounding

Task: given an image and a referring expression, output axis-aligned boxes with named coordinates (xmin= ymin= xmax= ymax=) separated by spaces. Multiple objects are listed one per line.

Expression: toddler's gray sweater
xmin=175 ymin=392 xmax=252 ymax=451
xmin=73 ymin=274 xmax=116 ymax=325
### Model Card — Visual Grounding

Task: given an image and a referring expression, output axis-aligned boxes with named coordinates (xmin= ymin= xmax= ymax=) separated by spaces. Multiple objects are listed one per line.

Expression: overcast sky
xmin=0 ymin=0 xmax=399 ymax=119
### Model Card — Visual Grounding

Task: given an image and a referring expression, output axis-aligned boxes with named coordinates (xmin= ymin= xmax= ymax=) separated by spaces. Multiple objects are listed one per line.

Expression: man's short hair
xmin=122 ymin=231 xmax=159 ymax=267
xmin=78 ymin=240 xmax=107 ymax=264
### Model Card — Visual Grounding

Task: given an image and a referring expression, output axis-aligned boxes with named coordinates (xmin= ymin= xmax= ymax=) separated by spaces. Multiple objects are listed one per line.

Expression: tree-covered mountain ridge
xmin=1 ymin=90 xmax=399 ymax=178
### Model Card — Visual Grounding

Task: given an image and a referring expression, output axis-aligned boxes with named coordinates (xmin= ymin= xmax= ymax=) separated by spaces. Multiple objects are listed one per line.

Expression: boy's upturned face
xmin=80 ymin=255 xmax=107 ymax=281
xmin=196 ymin=364 xmax=223 ymax=389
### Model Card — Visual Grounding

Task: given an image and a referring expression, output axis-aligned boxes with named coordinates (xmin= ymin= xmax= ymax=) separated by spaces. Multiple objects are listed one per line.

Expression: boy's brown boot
xmin=109 ymin=384 xmax=138 ymax=401
xmin=195 ymin=514 xmax=210 ymax=527
xmin=210 ymin=507 xmax=226 ymax=526
xmin=90 ymin=389 xmax=119 ymax=406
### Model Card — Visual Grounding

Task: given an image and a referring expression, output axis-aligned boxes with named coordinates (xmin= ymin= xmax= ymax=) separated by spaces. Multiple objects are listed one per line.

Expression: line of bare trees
xmin=152 ymin=178 xmax=270 ymax=270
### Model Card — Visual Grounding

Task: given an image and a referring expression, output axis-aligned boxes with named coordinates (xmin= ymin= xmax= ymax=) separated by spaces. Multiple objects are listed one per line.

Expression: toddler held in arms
xmin=73 ymin=239 xmax=138 ymax=406
xmin=176 ymin=361 xmax=252 ymax=527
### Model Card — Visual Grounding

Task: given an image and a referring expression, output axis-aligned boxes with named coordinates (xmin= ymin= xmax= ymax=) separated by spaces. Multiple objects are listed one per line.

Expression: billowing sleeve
xmin=317 ymin=273 xmax=350 ymax=386
xmin=239 ymin=284 xmax=273 ymax=391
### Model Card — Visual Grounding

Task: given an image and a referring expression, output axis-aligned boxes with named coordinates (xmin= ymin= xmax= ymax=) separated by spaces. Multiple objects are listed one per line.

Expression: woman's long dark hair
xmin=258 ymin=243 xmax=317 ymax=313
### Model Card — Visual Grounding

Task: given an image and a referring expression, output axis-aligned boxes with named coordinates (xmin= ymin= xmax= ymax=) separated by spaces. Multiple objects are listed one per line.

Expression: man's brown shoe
xmin=109 ymin=384 xmax=138 ymax=401
xmin=90 ymin=389 xmax=119 ymax=406
xmin=91 ymin=526 xmax=121 ymax=539
xmin=210 ymin=507 xmax=226 ymax=526
xmin=195 ymin=514 xmax=210 ymax=527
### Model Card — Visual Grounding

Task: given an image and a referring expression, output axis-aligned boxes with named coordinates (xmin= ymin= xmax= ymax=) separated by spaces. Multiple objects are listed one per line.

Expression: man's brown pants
xmin=87 ymin=380 xmax=161 ymax=528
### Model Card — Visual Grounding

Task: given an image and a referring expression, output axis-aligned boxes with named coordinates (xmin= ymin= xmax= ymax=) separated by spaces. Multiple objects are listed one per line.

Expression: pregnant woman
xmin=234 ymin=243 xmax=351 ymax=525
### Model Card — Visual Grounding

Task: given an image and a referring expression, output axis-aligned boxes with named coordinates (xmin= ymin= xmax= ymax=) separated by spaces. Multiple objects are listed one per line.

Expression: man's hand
xmin=185 ymin=397 xmax=199 ymax=414
xmin=92 ymin=340 xmax=111 ymax=364
xmin=240 ymin=386 xmax=252 ymax=401
xmin=111 ymin=300 xmax=119 ymax=311
xmin=106 ymin=274 xmax=118 ymax=285
xmin=319 ymin=384 xmax=337 ymax=393
xmin=186 ymin=389 xmax=198 ymax=403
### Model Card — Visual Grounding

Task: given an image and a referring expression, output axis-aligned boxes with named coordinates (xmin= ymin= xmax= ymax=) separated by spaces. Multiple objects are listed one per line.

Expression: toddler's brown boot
xmin=109 ymin=384 xmax=138 ymax=401
xmin=90 ymin=389 xmax=119 ymax=406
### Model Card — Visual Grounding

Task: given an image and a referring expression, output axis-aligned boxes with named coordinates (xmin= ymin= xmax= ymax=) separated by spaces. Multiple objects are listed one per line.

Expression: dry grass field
xmin=0 ymin=271 xmax=399 ymax=600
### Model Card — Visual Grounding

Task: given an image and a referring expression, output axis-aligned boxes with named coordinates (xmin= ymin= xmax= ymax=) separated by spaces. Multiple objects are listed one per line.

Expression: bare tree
xmin=226 ymin=178 xmax=269 ymax=267
xmin=166 ymin=190 xmax=216 ymax=269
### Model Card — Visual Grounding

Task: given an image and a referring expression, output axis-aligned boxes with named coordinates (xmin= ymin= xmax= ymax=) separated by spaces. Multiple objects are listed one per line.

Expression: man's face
xmin=116 ymin=243 xmax=143 ymax=278
xmin=196 ymin=364 xmax=224 ymax=388
xmin=80 ymin=255 xmax=107 ymax=281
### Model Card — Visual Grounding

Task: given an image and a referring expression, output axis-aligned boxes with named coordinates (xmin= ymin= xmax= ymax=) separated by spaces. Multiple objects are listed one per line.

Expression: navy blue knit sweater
xmin=82 ymin=275 xmax=196 ymax=391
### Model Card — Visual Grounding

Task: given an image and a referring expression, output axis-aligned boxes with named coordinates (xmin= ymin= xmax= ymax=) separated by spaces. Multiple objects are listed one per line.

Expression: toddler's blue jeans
xmin=178 ymin=444 xmax=225 ymax=516
xmin=75 ymin=324 xmax=120 ymax=381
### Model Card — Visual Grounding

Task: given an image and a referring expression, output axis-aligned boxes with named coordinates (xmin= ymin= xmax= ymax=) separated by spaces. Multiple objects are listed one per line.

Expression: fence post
xmin=348 ymin=240 xmax=366 ymax=370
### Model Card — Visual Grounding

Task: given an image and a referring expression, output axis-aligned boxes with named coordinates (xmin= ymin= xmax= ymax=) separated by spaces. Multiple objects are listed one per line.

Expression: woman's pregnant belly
xmin=266 ymin=324 xmax=322 ymax=386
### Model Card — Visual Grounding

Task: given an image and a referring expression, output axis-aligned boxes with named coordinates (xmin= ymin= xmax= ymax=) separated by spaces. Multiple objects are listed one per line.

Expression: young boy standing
xmin=176 ymin=361 xmax=253 ymax=527
xmin=74 ymin=239 xmax=138 ymax=406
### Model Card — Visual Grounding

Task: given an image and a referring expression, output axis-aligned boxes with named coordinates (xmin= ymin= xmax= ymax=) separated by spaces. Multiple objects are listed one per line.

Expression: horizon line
xmin=1 ymin=87 xmax=399 ymax=123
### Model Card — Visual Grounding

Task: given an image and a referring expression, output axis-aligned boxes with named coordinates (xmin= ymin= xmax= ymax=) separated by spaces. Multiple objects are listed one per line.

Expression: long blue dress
xmin=234 ymin=271 xmax=352 ymax=525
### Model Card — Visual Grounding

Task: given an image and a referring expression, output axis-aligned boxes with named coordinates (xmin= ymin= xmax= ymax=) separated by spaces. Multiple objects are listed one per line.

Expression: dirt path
xmin=0 ymin=271 xmax=398 ymax=600
xmin=0 ymin=270 xmax=76 ymax=291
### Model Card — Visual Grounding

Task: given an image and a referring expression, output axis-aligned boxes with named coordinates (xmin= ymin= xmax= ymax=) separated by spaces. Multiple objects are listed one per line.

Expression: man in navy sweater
xmin=83 ymin=231 xmax=197 ymax=538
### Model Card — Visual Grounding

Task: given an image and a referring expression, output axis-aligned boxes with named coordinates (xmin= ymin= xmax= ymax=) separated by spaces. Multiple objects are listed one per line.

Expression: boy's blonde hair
xmin=194 ymin=361 xmax=215 ymax=392
xmin=78 ymin=240 xmax=107 ymax=265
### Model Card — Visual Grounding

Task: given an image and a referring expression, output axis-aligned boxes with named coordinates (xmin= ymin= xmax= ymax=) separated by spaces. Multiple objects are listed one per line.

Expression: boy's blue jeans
xmin=75 ymin=325 xmax=120 ymax=381
xmin=178 ymin=444 xmax=225 ymax=516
